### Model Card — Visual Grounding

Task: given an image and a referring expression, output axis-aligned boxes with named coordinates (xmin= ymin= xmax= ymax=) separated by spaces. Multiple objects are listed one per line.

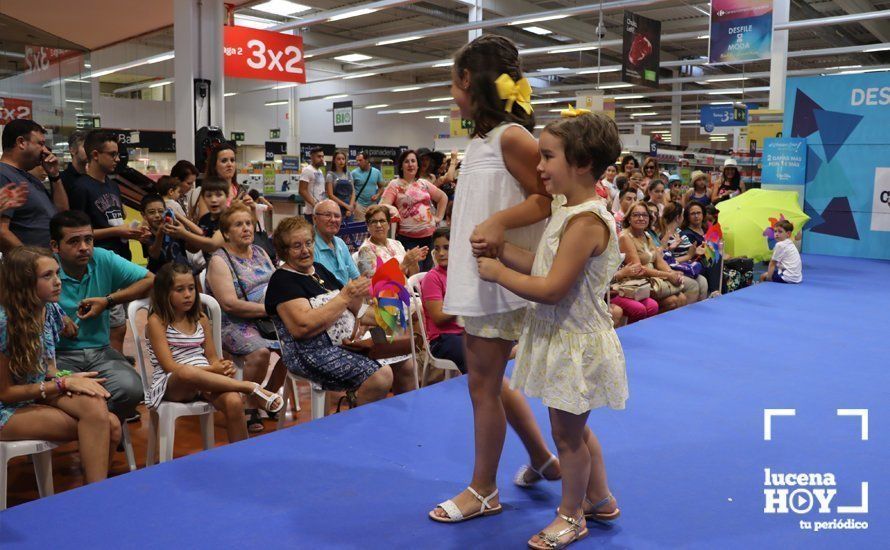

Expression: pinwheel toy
xmin=703 ymin=222 xmax=723 ymax=266
xmin=371 ymin=257 xmax=411 ymax=339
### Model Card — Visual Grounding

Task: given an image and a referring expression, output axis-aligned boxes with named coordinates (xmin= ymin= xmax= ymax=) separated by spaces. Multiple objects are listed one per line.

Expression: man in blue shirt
xmin=349 ymin=151 xmax=384 ymax=222
xmin=313 ymin=199 xmax=359 ymax=285
xmin=0 ymin=119 xmax=69 ymax=251
xmin=50 ymin=210 xmax=154 ymax=420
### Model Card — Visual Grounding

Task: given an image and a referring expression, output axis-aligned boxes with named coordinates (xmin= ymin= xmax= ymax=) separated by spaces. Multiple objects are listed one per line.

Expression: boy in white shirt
xmin=761 ymin=220 xmax=802 ymax=284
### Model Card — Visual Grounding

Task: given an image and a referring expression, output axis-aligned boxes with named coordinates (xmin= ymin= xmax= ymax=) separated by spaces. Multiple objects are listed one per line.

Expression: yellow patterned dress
xmin=510 ymin=195 xmax=628 ymax=414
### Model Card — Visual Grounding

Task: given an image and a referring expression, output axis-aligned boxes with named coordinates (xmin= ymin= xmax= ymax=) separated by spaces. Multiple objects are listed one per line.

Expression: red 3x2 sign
xmin=223 ymin=26 xmax=306 ymax=83
xmin=0 ymin=98 xmax=33 ymax=124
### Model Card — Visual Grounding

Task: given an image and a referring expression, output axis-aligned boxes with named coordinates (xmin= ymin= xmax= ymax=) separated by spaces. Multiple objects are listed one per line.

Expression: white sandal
xmin=514 ymin=454 xmax=559 ymax=488
xmin=252 ymin=384 xmax=284 ymax=414
xmin=429 ymin=487 xmax=502 ymax=523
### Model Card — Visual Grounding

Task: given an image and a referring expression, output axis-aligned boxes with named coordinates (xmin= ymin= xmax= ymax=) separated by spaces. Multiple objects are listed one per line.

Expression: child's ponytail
xmin=453 ymin=35 xmax=535 ymax=137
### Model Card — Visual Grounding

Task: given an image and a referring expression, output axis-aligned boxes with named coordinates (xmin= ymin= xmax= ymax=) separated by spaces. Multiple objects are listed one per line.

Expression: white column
xmin=468 ymin=0 xmax=482 ymax=41
xmin=174 ymin=0 xmax=226 ymax=162
xmin=769 ymin=0 xmax=790 ymax=110
xmin=671 ymin=72 xmax=682 ymax=145
xmin=288 ymin=86 xmax=300 ymax=158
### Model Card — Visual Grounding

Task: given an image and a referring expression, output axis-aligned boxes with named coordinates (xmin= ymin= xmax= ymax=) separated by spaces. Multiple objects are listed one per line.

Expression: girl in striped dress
xmin=146 ymin=263 xmax=283 ymax=443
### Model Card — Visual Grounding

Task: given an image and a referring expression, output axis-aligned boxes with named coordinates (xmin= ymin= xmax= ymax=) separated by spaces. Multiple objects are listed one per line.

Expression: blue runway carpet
xmin=1 ymin=254 xmax=887 ymax=549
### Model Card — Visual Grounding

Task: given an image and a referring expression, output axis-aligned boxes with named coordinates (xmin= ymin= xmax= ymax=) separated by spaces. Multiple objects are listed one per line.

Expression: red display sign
xmin=24 ymin=46 xmax=84 ymax=84
xmin=0 ymin=98 xmax=33 ymax=124
xmin=224 ymin=26 xmax=305 ymax=83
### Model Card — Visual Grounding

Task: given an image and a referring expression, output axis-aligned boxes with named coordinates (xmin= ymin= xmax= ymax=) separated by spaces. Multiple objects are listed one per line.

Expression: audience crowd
xmin=0 ymin=118 xmax=780 ymax=501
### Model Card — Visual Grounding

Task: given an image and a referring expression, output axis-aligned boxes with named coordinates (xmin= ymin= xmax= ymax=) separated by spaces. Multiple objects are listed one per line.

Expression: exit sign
xmin=269 ymin=128 xmax=281 ymax=139
xmin=231 ymin=131 xmax=245 ymax=142
xmin=333 ymin=100 xmax=353 ymax=133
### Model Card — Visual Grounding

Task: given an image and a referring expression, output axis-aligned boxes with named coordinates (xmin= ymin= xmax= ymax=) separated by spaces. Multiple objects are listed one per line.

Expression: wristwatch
xmin=105 ymin=294 xmax=116 ymax=308
xmin=48 ymin=173 xmax=61 ymax=182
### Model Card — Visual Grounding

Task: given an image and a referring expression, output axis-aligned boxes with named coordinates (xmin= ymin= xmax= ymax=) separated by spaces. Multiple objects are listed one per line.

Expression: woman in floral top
xmin=0 ymin=247 xmax=120 ymax=484
xmin=380 ymin=149 xmax=448 ymax=271
xmin=355 ymin=204 xmax=428 ymax=277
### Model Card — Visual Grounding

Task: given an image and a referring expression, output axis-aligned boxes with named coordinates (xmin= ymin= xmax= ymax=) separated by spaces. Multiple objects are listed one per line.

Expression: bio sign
xmin=0 ymin=97 xmax=33 ymax=124
xmin=333 ymin=100 xmax=353 ymax=133
xmin=224 ymin=26 xmax=305 ymax=83
xmin=709 ymin=0 xmax=773 ymax=63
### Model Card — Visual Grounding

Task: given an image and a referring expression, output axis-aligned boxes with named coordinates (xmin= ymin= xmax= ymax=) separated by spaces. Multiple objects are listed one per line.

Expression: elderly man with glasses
xmin=312 ymin=199 xmax=360 ymax=285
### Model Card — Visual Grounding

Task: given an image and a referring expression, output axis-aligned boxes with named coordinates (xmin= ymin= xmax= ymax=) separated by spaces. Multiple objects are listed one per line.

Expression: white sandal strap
xmin=436 ymin=499 xmax=463 ymax=521
xmin=531 ymin=453 xmax=557 ymax=477
xmin=253 ymin=384 xmax=282 ymax=411
xmin=467 ymin=486 xmax=498 ymax=513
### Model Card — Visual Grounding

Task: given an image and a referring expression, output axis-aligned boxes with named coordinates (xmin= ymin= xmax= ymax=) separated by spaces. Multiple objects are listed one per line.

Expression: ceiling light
xmin=630 ymin=112 xmax=658 ymax=117
xmin=343 ymin=72 xmax=378 ymax=79
xmin=578 ymin=67 xmax=620 ymax=75
xmin=534 ymin=125 xmax=545 ymax=129
xmin=234 ymin=14 xmax=277 ymax=29
xmin=705 ymin=76 xmax=750 ymax=83
xmin=334 ymin=53 xmax=373 ymax=63
xmin=88 ymin=51 xmax=175 ymax=78
xmin=253 ymin=1 xmax=312 ymax=16
xmin=613 ymin=94 xmax=645 ymax=100
xmin=328 ymin=8 xmax=377 ymax=22
xmin=428 ymin=96 xmax=452 ymax=102
xmin=523 ymin=26 xmax=552 ymax=35
xmin=377 ymin=36 xmax=422 ymax=46
xmin=365 ymin=104 xmax=388 ymax=109
xmin=710 ymin=101 xmax=734 ymax=105
xmin=324 ymin=94 xmax=348 ymax=99
xmin=538 ymin=90 xmax=561 ymax=95
xmin=392 ymin=86 xmax=421 ymax=92
xmin=398 ymin=109 xmax=421 ymax=113
xmin=147 ymin=53 xmax=175 ymax=65
xmin=148 ymin=80 xmax=172 ymax=88
xmin=835 ymin=68 xmax=889 ymax=75
xmin=510 ymin=14 xmax=569 ymax=26
xmin=548 ymin=109 xmax=563 ymax=113
xmin=425 ymin=115 xmax=448 ymax=121
xmin=224 ymin=92 xmax=238 ymax=97
xmin=706 ymin=90 xmax=744 ymax=95
xmin=697 ymin=35 xmax=709 ymax=39
xmin=265 ymin=100 xmax=289 ymax=106
xmin=864 ymin=45 xmax=890 ymax=53
xmin=598 ymin=83 xmax=633 ymax=89
xmin=433 ymin=61 xmax=453 ymax=68
xmin=64 ymin=78 xmax=89 ymax=84
xmin=65 ymin=99 xmax=86 ymax=104
xmin=75 ymin=107 xmax=84 ymax=111
xmin=84 ymin=63 xmax=91 ymax=68
xmin=623 ymin=104 xmax=654 ymax=109
xmin=826 ymin=65 xmax=862 ymax=71
xmin=547 ymin=44 xmax=598 ymax=54
xmin=681 ymin=119 xmax=701 ymax=124
xmin=539 ymin=66 xmax=571 ymax=73
xmin=530 ymin=98 xmax=559 ymax=105
xmin=273 ymin=83 xmax=298 ymax=89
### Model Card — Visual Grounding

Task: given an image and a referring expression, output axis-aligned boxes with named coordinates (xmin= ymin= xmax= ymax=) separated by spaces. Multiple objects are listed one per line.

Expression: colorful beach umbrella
xmin=715 ymin=189 xmax=810 ymax=262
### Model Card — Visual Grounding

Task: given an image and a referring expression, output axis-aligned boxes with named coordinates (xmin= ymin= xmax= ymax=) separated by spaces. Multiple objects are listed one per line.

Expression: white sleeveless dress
xmin=443 ymin=123 xmax=546 ymax=318
xmin=510 ymin=196 xmax=628 ymax=414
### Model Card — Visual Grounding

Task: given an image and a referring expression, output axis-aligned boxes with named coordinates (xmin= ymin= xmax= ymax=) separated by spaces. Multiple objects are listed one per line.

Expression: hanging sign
xmin=700 ymin=105 xmax=749 ymax=132
xmin=300 ymin=143 xmax=336 ymax=162
xmin=0 ymin=97 xmax=33 ymax=124
xmin=265 ymin=141 xmax=287 ymax=161
xmin=333 ymin=100 xmax=353 ymax=133
xmin=709 ymin=0 xmax=773 ymax=63
xmin=347 ymin=145 xmax=405 ymax=161
xmin=621 ymin=12 xmax=661 ymax=88
xmin=224 ymin=26 xmax=305 ymax=83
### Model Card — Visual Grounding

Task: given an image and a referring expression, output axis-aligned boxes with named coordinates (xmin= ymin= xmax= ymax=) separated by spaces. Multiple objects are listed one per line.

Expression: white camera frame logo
xmin=871 ymin=167 xmax=890 ymax=232
xmin=762 ymin=409 xmax=869 ymax=517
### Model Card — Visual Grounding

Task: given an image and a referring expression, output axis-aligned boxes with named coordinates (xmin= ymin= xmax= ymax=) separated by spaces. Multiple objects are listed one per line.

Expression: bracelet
xmin=54 ymin=377 xmax=66 ymax=394
xmin=39 ymin=380 xmax=47 ymax=400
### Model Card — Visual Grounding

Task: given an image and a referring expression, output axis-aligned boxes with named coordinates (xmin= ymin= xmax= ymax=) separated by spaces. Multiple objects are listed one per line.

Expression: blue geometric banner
xmin=784 ymin=72 xmax=890 ymax=260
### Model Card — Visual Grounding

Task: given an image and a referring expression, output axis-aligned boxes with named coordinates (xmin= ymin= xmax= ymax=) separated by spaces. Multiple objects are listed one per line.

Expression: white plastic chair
xmin=0 ymin=440 xmax=56 ymax=511
xmin=276 ymin=372 xmax=327 ymax=430
xmin=128 ymin=296 xmax=217 ymax=466
xmin=407 ymin=272 xmax=461 ymax=386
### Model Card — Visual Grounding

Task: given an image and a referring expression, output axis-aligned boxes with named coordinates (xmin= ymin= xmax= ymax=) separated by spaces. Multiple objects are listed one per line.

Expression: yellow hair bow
xmin=560 ymin=104 xmax=591 ymax=118
xmin=494 ymin=73 xmax=533 ymax=115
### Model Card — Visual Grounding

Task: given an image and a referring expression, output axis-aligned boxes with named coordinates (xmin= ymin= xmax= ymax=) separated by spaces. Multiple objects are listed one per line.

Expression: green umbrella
xmin=715 ymin=189 xmax=810 ymax=262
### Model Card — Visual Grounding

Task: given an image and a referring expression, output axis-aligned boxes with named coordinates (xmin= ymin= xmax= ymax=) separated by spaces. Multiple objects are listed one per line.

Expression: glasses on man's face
xmin=288 ymin=240 xmax=315 ymax=252
xmin=315 ymin=212 xmax=341 ymax=220
xmin=102 ymin=150 xmax=120 ymax=159
xmin=368 ymin=218 xmax=388 ymax=226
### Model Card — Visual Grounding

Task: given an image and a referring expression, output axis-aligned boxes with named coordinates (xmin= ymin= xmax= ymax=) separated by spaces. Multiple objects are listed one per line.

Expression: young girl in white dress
xmin=477 ymin=111 xmax=628 ymax=549
xmin=429 ymin=35 xmax=562 ymax=524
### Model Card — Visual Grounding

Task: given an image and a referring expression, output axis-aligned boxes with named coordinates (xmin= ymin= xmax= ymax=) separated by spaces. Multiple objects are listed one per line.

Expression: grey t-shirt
xmin=0 ymin=161 xmax=57 ymax=248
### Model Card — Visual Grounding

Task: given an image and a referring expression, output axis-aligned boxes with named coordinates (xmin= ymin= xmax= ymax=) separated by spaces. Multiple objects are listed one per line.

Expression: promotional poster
xmin=621 ymin=11 xmax=661 ymax=87
xmin=709 ymin=0 xmax=773 ymax=63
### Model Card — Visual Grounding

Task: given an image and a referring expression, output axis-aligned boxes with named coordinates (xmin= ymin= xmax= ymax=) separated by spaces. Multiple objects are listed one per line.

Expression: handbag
xmin=650 ymin=277 xmax=683 ymax=299
xmin=341 ymin=327 xmax=417 ymax=360
xmin=221 ymin=248 xmax=278 ymax=341
xmin=610 ymin=278 xmax=652 ymax=301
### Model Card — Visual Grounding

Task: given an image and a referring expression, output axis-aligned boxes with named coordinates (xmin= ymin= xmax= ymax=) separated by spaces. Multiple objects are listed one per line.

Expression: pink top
xmin=382 ymin=178 xmax=438 ymax=238
xmin=420 ymin=265 xmax=463 ymax=341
